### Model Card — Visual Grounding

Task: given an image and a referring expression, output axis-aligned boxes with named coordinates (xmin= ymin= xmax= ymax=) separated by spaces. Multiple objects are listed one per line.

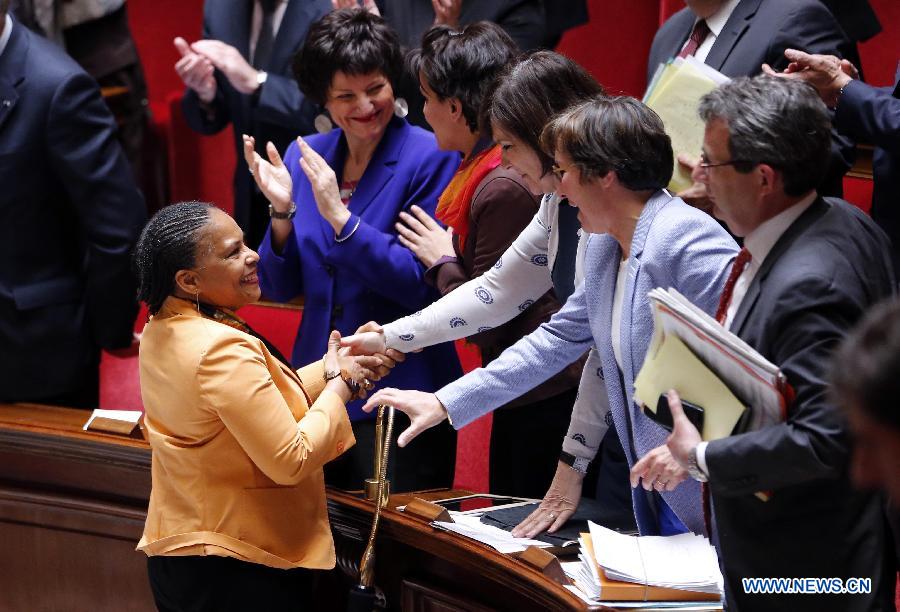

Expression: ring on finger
xmin=548 ymin=512 xmax=557 ymax=521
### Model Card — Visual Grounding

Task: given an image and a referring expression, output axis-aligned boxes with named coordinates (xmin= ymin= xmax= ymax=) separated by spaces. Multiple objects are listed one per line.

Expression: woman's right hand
xmin=242 ymin=134 xmax=294 ymax=213
xmin=324 ymin=330 xmax=382 ymax=401
xmin=341 ymin=320 xmax=388 ymax=356
xmin=511 ymin=461 xmax=583 ymax=538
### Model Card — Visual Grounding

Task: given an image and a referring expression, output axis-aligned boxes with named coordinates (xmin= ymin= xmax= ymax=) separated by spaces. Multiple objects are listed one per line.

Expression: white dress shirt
xmin=685 ymin=0 xmax=741 ymax=63
xmin=697 ymin=192 xmax=817 ymax=474
xmin=0 ymin=14 xmax=12 ymax=58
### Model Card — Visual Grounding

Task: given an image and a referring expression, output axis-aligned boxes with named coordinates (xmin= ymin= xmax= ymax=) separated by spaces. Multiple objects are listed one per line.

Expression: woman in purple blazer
xmin=243 ymin=9 xmax=461 ymax=492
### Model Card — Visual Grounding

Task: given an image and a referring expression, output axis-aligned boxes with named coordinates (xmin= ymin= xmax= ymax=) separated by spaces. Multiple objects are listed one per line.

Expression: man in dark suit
xmin=765 ymin=49 xmax=900 ymax=270
xmin=635 ymin=75 xmax=896 ymax=610
xmin=647 ymin=0 xmax=854 ymax=202
xmin=175 ymin=0 xmax=330 ymax=248
xmin=0 ymin=3 xmax=146 ymax=408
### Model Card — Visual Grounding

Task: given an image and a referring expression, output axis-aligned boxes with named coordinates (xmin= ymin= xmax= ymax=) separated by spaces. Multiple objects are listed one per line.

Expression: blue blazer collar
xmin=628 ymin=189 xmax=674 ymax=260
xmin=314 ymin=115 xmax=410 ymax=241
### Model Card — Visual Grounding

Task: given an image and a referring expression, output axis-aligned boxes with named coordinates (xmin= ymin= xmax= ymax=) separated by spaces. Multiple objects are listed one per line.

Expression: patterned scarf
xmin=435 ymin=145 xmax=503 ymax=251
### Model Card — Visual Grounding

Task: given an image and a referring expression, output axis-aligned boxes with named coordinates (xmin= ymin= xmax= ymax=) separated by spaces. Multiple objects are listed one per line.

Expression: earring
xmin=314 ymin=113 xmax=333 ymax=134
xmin=194 ymin=292 xmax=201 ymax=313
xmin=393 ymin=97 xmax=408 ymax=119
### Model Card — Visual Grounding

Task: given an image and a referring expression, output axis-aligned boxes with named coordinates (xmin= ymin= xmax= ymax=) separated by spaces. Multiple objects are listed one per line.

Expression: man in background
xmin=175 ymin=0 xmax=330 ymax=248
xmin=0 ymin=0 xmax=146 ymax=408
xmin=648 ymin=0 xmax=854 ymax=206
xmin=635 ymin=75 xmax=895 ymax=610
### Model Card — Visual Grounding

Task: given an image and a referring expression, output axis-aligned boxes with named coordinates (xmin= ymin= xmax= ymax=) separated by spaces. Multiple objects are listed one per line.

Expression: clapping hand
xmin=242 ymin=135 xmax=293 ymax=213
xmin=761 ymin=49 xmax=857 ymax=108
xmin=174 ymin=37 xmax=217 ymax=103
xmin=432 ymin=0 xmax=462 ymax=27
xmin=511 ymin=461 xmax=583 ymax=538
xmin=296 ymin=137 xmax=351 ymax=234
xmin=190 ymin=39 xmax=260 ymax=95
xmin=332 ymin=0 xmax=380 ymax=14
xmin=396 ymin=205 xmax=455 ymax=268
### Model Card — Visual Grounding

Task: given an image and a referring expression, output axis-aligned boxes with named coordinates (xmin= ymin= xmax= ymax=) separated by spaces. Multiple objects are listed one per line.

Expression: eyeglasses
xmin=551 ymin=162 xmax=577 ymax=180
xmin=698 ymin=152 xmax=754 ymax=170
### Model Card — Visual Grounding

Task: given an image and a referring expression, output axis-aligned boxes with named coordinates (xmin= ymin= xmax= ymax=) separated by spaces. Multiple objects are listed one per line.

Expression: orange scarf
xmin=436 ymin=145 xmax=503 ymax=251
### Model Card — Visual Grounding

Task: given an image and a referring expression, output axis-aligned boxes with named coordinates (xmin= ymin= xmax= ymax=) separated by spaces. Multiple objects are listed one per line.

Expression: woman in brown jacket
xmin=133 ymin=201 xmax=388 ymax=610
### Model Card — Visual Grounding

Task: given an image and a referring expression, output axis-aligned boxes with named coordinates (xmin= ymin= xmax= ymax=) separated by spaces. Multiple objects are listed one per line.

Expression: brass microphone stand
xmin=346 ymin=404 xmax=394 ymax=611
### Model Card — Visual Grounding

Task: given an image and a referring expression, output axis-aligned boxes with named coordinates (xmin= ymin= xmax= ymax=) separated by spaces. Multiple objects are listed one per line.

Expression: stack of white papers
xmin=588 ymin=522 xmax=723 ymax=595
xmin=642 ymin=288 xmax=788 ymax=432
xmin=432 ymin=512 xmax=552 ymax=554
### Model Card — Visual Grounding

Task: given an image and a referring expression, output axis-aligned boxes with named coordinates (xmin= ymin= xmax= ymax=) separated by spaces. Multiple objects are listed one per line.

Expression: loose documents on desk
xmin=635 ymin=288 xmax=790 ymax=440
xmin=433 ymin=512 xmax=553 ymax=554
xmin=644 ymin=57 xmax=730 ymax=193
xmin=562 ymin=522 xmax=723 ymax=605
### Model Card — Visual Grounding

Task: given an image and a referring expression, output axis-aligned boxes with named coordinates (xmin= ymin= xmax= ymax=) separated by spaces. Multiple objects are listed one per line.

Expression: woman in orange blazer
xmin=133 ymin=201 xmax=390 ymax=610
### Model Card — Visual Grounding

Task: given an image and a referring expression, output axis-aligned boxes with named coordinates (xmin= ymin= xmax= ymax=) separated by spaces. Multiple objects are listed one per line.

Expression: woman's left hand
xmin=296 ymin=136 xmax=351 ymax=234
xmin=360 ymin=388 xmax=448 ymax=447
xmin=395 ymin=205 xmax=455 ymax=268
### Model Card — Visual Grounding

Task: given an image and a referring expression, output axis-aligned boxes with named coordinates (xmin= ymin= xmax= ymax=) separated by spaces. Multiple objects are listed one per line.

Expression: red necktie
xmin=714 ymin=247 xmax=751 ymax=325
xmin=678 ymin=19 xmax=711 ymax=58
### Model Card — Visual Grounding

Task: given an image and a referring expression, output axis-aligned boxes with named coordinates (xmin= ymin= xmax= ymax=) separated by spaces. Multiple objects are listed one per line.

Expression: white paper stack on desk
xmin=634 ymin=287 xmax=791 ymax=440
xmin=644 ymin=57 xmax=730 ymax=194
xmin=563 ymin=522 xmax=722 ymax=605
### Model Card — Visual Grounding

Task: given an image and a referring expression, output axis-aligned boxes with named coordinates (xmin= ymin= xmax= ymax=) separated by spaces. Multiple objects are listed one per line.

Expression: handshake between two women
xmin=342 ymin=323 xmax=449 ymax=448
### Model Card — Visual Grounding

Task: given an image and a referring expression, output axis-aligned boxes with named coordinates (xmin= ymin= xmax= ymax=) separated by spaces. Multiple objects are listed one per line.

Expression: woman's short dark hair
xmin=831 ymin=298 xmax=900 ymax=430
xmin=488 ymin=51 xmax=605 ymax=176
xmin=293 ymin=9 xmax=402 ymax=106
xmin=409 ymin=21 xmax=518 ymax=135
xmin=541 ymin=96 xmax=674 ymax=192
xmin=134 ymin=201 xmax=214 ymax=315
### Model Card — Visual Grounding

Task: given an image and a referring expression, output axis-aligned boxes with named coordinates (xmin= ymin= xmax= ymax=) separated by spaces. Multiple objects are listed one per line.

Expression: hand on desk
xmin=511 ymin=461 xmax=582 ymax=538
xmin=630 ymin=390 xmax=697 ymax=491
xmin=361 ymin=388 xmax=448 ymax=447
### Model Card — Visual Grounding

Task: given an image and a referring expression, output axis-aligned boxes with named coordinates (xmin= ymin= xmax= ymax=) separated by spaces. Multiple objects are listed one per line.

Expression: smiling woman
xmin=132 ymin=201 xmax=394 ymax=610
xmin=244 ymin=9 xmax=463 ymax=494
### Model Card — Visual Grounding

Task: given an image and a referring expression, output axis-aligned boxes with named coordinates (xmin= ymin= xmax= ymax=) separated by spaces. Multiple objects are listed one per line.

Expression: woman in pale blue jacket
xmin=359 ymin=96 xmax=739 ymax=536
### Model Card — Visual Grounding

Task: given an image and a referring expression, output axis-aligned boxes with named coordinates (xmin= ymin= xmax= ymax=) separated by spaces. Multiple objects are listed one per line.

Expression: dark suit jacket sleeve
xmin=323 ymin=148 xmax=460 ymax=311
xmin=47 ymin=71 xmax=146 ymax=349
xmin=836 ymin=80 xmax=900 ymax=155
xmin=704 ymin=274 xmax=858 ymax=497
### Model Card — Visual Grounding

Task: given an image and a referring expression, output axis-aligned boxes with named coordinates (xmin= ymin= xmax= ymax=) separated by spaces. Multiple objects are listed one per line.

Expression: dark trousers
xmin=325 ymin=415 xmax=456 ymax=493
xmin=489 ymin=388 xmax=578 ymax=499
xmin=147 ymin=555 xmax=314 ymax=612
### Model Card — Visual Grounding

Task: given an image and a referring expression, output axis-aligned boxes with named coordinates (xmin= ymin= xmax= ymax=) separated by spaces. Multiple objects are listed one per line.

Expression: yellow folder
xmin=634 ymin=332 xmax=745 ymax=440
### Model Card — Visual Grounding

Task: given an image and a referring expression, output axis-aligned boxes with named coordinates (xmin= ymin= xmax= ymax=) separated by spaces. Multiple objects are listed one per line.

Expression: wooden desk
xmin=0 ymin=404 xmax=716 ymax=611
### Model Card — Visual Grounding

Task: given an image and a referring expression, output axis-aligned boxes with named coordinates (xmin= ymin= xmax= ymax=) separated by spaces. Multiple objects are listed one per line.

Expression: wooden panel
xmin=1 ymin=404 xmax=715 ymax=611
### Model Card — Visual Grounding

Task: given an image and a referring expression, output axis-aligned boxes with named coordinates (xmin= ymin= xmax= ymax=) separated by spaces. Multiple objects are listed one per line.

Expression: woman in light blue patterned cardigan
xmin=356 ymin=90 xmax=739 ymax=536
